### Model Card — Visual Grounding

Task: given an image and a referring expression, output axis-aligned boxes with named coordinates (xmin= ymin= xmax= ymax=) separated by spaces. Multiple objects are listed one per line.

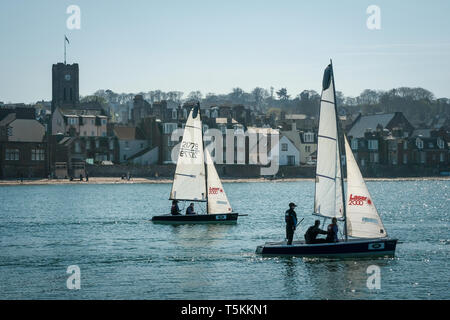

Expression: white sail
xmin=170 ymin=106 xmax=206 ymax=201
xmin=344 ymin=136 xmax=387 ymax=238
xmin=314 ymin=64 xmax=344 ymax=219
xmin=205 ymin=149 xmax=233 ymax=214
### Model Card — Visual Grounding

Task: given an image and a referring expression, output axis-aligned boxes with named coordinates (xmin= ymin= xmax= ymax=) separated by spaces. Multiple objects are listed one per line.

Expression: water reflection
xmin=302 ymin=258 xmax=392 ymax=299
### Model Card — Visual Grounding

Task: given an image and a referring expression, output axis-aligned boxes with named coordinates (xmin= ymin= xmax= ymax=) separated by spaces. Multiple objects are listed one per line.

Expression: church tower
xmin=51 ymin=62 xmax=79 ymax=112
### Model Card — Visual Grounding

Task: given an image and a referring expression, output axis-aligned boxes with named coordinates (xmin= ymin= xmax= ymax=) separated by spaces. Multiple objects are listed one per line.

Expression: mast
xmin=330 ymin=60 xmax=348 ymax=241
xmin=199 ymin=102 xmax=209 ymax=214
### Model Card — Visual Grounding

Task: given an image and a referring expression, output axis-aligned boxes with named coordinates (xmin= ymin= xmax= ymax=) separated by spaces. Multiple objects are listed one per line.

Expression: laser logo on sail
xmin=209 ymin=187 xmax=222 ymax=194
xmin=348 ymin=194 xmax=371 ymax=206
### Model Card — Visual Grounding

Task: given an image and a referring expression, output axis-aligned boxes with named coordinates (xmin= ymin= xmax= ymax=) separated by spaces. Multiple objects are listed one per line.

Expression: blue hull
xmin=256 ymin=238 xmax=397 ymax=258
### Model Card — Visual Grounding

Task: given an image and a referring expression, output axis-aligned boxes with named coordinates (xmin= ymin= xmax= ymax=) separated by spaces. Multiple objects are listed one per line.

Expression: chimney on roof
xmin=291 ymin=122 xmax=297 ymax=132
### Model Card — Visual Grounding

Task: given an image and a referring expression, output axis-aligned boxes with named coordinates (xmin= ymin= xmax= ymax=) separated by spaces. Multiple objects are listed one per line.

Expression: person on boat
xmin=186 ymin=203 xmax=196 ymax=215
xmin=285 ymin=202 xmax=298 ymax=245
xmin=304 ymin=220 xmax=328 ymax=244
xmin=326 ymin=217 xmax=339 ymax=243
xmin=171 ymin=200 xmax=181 ymax=215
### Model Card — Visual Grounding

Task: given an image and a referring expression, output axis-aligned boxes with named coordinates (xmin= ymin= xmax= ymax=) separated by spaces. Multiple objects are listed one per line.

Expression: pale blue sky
xmin=1 ymin=0 xmax=449 ymax=103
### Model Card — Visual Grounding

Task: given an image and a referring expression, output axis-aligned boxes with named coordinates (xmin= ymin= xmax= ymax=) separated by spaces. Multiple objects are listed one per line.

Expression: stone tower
xmin=51 ymin=63 xmax=79 ymax=112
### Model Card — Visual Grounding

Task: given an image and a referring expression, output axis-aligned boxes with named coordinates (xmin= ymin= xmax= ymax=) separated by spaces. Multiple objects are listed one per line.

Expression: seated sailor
xmin=186 ymin=203 xmax=196 ymax=215
xmin=171 ymin=200 xmax=181 ymax=215
xmin=326 ymin=217 xmax=339 ymax=243
xmin=304 ymin=220 xmax=328 ymax=244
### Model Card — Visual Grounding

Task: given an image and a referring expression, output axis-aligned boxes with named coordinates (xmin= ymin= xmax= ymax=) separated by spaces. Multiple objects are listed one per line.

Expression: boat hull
xmin=256 ymin=238 xmax=397 ymax=258
xmin=151 ymin=213 xmax=238 ymax=224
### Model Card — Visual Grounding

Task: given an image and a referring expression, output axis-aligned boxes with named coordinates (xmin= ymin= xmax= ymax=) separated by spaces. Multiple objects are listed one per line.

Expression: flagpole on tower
xmin=64 ymin=35 xmax=66 ymax=64
xmin=64 ymin=35 xmax=70 ymax=64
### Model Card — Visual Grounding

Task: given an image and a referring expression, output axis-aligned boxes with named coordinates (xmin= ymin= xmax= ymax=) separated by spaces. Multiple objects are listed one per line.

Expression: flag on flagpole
xmin=65 ymin=35 xmax=70 ymax=44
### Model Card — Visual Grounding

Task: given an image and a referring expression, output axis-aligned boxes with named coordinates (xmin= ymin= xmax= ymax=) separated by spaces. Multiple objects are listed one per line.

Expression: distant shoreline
xmin=0 ymin=176 xmax=449 ymax=186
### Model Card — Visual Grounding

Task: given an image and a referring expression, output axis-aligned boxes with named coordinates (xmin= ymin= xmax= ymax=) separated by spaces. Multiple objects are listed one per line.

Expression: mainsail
xmin=314 ymin=64 xmax=344 ymax=219
xmin=344 ymin=136 xmax=387 ymax=238
xmin=170 ymin=106 xmax=206 ymax=201
xmin=205 ymin=149 xmax=233 ymax=214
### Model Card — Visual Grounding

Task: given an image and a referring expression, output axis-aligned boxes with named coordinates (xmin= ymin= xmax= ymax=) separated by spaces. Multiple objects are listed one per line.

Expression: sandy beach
xmin=0 ymin=176 xmax=449 ymax=186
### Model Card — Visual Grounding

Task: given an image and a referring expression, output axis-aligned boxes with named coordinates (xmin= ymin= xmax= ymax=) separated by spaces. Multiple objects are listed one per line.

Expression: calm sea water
xmin=0 ymin=180 xmax=448 ymax=299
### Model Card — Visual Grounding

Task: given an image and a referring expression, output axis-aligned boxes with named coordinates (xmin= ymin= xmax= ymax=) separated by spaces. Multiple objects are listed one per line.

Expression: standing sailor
xmin=285 ymin=202 xmax=298 ymax=245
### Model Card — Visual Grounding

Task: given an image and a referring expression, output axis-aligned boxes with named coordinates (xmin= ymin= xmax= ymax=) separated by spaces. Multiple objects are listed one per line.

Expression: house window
xmin=101 ymin=119 xmax=107 ymax=125
xmin=351 ymin=139 xmax=358 ymax=150
xmin=416 ymin=138 xmax=423 ymax=149
xmin=183 ymin=109 xmax=188 ymax=118
xmin=102 ymin=132 xmax=106 ymax=137
xmin=420 ymin=152 xmax=426 ymax=164
xmin=31 ymin=149 xmax=45 ymax=161
xmin=368 ymin=140 xmax=378 ymax=150
xmin=69 ymin=117 xmax=77 ymax=125
xmin=403 ymin=154 xmax=408 ymax=164
xmin=91 ymin=119 xmax=94 ymax=124
xmin=86 ymin=141 xmax=90 ymax=150
xmin=305 ymin=146 xmax=311 ymax=153
xmin=287 ymin=155 xmax=296 ymax=165
xmin=428 ymin=142 xmax=434 ymax=148
xmin=125 ymin=141 xmax=129 ymax=148
xmin=281 ymin=143 xmax=288 ymax=151
xmin=370 ymin=152 xmax=379 ymax=163
xmin=303 ymin=132 xmax=314 ymax=143
xmin=437 ymin=139 xmax=444 ymax=149
xmin=403 ymin=140 xmax=408 ymax=150
xmin=91 ymin=131 xmax=95 ymax=136
xmin=74 ymin=142 xmax=81 ymax=153
xmin=109 ymin=140 xmax=114 ymax=150
xmin=440 ymin=153 xmax=445 ymax=162
xmin=95 ymin=140 xmax=100 ymax=148
xmin=5 ymin=149 xmax=19 ymax=160
xmin=83 ymin=131 xmax=87 ymax=136
xmin=172 ymin=110 xmax=177 ymax=119
xmin=163 ymin=123 xmax=177 ymax=134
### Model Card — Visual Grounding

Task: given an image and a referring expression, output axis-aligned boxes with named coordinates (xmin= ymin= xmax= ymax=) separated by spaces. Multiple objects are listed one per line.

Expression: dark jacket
xmin=326 ymin=223 xmax=339 ymax=242
xmin=285 ymin=209 xmax=297 ymax=228
xmin=186 ymin=206 xmax=196 ymax=215
xmin=304 ymin=225 xmax=328 ymax=244
xmin=171 ymin=204 xmax=181 ymax=215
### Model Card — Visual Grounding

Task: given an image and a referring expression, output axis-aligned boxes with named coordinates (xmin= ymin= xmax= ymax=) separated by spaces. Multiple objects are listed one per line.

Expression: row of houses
xmin=1 ymin=100 xmax=449 ymax=179
xmin=1 ymin=59 xmax=449 ymax=178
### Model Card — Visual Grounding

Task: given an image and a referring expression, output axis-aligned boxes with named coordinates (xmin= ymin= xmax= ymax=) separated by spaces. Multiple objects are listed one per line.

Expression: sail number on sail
xmin=179 ymin=142 xmax=199 ymax=158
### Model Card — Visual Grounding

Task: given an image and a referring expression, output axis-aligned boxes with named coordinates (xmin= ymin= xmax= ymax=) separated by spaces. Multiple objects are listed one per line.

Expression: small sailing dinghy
xmin=152 ymin=103 xmax=239 ymax=224
xmin=256 ymin=62 xmax=397 ymax=258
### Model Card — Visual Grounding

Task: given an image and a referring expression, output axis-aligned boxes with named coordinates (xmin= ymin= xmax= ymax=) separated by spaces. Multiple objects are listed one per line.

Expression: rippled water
xmin=0 ymin=180 xmax=449 ymax=299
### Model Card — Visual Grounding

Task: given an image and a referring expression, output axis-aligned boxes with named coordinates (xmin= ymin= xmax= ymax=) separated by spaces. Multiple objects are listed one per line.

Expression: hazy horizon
xmin=1 ymin=0 xmax=450 ymax=104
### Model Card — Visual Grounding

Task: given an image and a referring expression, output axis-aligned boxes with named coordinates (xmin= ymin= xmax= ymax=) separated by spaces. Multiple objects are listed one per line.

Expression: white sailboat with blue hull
xmin=152 ymin=103 xmax=239 ymax=224
xmin=256 ymin=62 xmax=398 ymax=257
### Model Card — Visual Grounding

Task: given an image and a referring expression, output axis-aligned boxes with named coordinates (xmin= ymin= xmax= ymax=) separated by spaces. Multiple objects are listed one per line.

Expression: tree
xmin=188 ymin=91 xmax=202 ymax=101
xmin=276 ymin=88 xmax=290 ymax=100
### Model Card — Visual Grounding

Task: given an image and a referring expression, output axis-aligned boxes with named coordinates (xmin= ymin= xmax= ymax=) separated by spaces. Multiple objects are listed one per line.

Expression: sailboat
xmin=256 ymin=62 xmax=398 ymax=257
xmin=152 ymin=103 xmax=239 ymax=224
